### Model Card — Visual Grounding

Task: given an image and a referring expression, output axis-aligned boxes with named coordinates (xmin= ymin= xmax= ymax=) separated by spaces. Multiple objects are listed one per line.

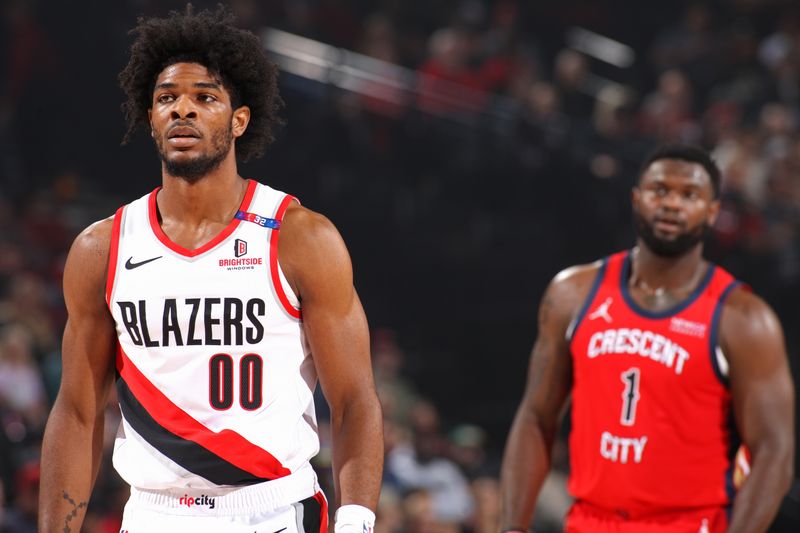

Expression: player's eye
xmin=157 ymin=94 xmax=175 ymax=104
xmin=199 ymin=94 xmax=217 ymax=103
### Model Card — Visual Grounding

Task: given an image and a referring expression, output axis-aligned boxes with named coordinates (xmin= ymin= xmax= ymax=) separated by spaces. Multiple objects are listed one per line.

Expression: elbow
xmin=330 ymin=389 xmax=383 ymax=426
xmin=759 ymin=437 xmax=795 ymax=496
xmin=510 ymin=407 xmax=557 ymax=451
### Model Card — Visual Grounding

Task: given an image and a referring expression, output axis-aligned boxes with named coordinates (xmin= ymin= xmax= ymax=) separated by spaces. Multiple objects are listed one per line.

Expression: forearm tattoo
xmin=61 ymin=490 xmax=88 ymax=533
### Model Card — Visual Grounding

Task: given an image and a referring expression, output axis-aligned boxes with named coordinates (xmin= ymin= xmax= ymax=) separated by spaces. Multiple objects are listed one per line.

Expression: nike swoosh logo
xmin=272 ymin=528 xmax=287 ymax=533
xmin=125 ymin=256 xmax=163 ymax=270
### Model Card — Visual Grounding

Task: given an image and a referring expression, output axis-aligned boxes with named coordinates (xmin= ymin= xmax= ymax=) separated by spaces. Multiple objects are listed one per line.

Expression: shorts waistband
xmin=128 ymin=463 xmax=319 ymax=515
xmin=572 ymin=500 xmax=728 ymax=522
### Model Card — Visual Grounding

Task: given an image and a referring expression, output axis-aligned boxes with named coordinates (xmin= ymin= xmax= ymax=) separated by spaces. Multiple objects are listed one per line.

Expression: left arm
xmin=280 ymin=203 xmax=383 ymax=525
xmin=722 ymin=288 xmax=794 ymax=533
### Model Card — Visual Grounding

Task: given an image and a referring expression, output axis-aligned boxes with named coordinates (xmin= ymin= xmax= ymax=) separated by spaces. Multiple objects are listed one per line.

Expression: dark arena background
xmin=1 ymin=0 xmax=799 ymax=531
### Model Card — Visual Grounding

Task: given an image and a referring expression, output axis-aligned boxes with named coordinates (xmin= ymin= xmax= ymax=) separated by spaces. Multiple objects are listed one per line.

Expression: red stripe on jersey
xmin=115 ymin=345 xmax=291 ymax=480
xmin=314 ymin=491 xmax=329 ymax=533
xmin=269 ymin=195 xmax=302 ymax=319
xmin=147 ymin=179 xmax=257 ymax=257
xmin=106 ymin=206 xmax=124 ymax=307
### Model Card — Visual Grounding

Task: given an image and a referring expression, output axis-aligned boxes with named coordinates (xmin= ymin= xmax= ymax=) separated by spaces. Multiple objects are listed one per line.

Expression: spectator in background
xmin=0 ymin=325 xmax=48 ymax=432
xmin=708 ymin=22 xmax=774 ymax=120
xmin=358 ymin=12 xmax=399 ymax=64
xmin=2 ymin=461 xmax=39 ymax=533
xmin=0 ymin=240 xmax=24 ymax=297
xmin=759 ymin=102 xmax=797 ymax=163
xmin=448 ymin=424 xmax=493 ymax=480
xmin=578 ymin=84 xmax=646 ymax=180
xmin=515 ymin=81 xmax=570 ymax=162
xmin=758 ymin=10 xmax=800 ymax=108
xmin=0 ymin=273 xmax=59 ymax=360
xmin=551 ymin=49 xmax=595 ymax=120
xmin=639 ymin=69 xmax=701 ymax=143
xmin=374 ymin=487 xmax=405 ymax=533
xmin=701 ymin=100 xmax=743 ymax=147
xmin=373 ymin=328 xmax=420 ymax=425
xmin=387 ymin=400 xmax=475 ymax=526
xmin=403 ymin=489 xmax=460 ymax=533
xmin=650 ymin=2 xmax=723 ymax=99
xmin=468 ymin=476 xmax=501 ymax=533
xmin=714 ymin=128 xmax=769 ymax=209
xmin=418 ymin=27 xmax=487 ymax=115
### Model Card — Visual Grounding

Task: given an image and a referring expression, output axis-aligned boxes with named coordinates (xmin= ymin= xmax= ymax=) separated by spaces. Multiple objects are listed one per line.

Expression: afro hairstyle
xmin=119 ymin=4 xmax=283 ymax=161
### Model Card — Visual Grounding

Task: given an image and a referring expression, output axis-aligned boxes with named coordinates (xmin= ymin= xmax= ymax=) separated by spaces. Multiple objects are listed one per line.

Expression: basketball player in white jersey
xmin=39 ymin=6 xmax=383 ymax=532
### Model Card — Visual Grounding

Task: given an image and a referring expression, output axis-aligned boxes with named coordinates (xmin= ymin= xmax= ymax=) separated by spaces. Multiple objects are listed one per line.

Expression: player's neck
xmin=630 ymin=243 xmax=706 ymax=296
xmin=158 ymin=156 xmax=246 ymax=225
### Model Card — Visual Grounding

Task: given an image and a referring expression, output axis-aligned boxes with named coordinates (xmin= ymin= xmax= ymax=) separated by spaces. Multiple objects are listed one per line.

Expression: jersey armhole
xmin=105 ymin=206 xmax=125 ymax=309
xmin=566 ymin=259 xmax=608 ymax=343
xmin=708 ymin=280 xmax=743 ymax=387
xmin=269 ymin=195 xmax=303 ymax=320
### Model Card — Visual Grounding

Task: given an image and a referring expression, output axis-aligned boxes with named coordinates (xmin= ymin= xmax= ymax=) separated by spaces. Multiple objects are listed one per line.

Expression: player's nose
xmin=660 ymin=189 xmax=683 ymax=210
xmin=170 ymin=95 xmax=198 ymax=120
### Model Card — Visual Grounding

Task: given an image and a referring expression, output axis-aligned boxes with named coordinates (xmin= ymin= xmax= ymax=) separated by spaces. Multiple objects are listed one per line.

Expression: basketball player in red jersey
xmin=39 ymin=6 xmax=382 ymax=533
xmin=500 ymin=144 xmax=794 ymax=532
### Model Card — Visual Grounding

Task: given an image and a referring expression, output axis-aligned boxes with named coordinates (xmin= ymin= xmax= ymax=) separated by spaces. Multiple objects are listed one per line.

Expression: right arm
xmin=499 ymin=264 xmax=599 ymax=532
xmin=39 ymin=219 xmax=118 ymax=533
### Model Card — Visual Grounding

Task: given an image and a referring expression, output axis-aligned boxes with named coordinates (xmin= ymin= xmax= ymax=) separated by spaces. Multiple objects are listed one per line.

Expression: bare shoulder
xmin=544 ymin=260 xmax=605 ymax=316
xmin=281 ymin=202 xmax=341 ymax=243
xmin=64 ymin=216 xmax=115 ymax=306
xmin=71 ymin=217 xmax=114 ymax=259
xmin=278 ymin=203 xmax=351 ymax=297
xmin=719 ymin=287 xmax=784 ymax=347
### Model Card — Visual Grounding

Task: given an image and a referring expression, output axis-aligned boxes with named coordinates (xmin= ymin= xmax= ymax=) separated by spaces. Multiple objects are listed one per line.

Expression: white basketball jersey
xmin=107 ymin=180 xmax=319 ymax=489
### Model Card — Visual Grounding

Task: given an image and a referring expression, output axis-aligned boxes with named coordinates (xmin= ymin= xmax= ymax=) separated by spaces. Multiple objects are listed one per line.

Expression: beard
xmin=155 ymin=121 xmax=233 ymax=183
xmin=634 ymin=211 xmax=708 ymax=257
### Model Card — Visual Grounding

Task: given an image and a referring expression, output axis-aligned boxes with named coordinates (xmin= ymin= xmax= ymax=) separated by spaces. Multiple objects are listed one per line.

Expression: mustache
xmin=652 ymin=213 xmax=687 ymax=230
xmin=166 ymin=121 xmax=202 ymax=138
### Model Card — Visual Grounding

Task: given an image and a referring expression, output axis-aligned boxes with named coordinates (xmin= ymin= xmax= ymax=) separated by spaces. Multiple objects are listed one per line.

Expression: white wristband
xmin=334 ymin=504 xmax=375 ymax=533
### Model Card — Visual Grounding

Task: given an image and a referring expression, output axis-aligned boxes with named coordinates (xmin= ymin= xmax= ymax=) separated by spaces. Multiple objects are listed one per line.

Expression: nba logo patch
xmin=234 ymin=238 xmax=248 ymax=258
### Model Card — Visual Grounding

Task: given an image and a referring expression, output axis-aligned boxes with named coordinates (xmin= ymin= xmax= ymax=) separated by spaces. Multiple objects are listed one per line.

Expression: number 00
xmin=209 ymin=353 xmax=263 ymax=410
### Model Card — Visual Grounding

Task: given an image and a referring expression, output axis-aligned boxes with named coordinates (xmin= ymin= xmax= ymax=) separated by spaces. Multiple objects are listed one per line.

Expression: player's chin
xmin=652 ymin=230 xmax=682 ymax=242
xmin=166 ymin=149 xmax=203 ymax=162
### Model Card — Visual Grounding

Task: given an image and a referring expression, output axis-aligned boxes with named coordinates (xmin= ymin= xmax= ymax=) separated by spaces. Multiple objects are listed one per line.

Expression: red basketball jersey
xmin=567 ymin=250 xmax=742 ymax=518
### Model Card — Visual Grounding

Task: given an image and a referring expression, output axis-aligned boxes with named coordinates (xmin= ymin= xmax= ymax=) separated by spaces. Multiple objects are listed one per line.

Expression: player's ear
xmin=631 ymin=186 xmax=641 ymax=209
xmin=707 ymin=198 xmax=721 ymax=226
xmin=232 ymin=106 xmax=250 ymax=138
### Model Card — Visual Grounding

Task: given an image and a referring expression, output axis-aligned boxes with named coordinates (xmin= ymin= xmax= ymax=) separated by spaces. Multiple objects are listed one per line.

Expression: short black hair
xmin=640 ymin=144 xmax=721 ymax=197
xmin=119 ymin=4 xmax=283 ymax=161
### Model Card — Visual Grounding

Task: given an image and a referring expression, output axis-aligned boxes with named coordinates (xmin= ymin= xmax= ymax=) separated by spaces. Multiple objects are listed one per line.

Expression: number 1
xmin=620 ymin=368 xmax=640 ymax=426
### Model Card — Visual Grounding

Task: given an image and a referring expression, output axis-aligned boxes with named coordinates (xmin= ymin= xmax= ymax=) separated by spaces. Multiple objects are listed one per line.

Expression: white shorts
xmin=119 ymin=464 xmax=327 ymax=533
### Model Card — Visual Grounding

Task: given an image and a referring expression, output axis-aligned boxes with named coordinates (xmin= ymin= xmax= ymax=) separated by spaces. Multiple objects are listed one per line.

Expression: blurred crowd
xmin=2 ymin=0 xmax=800 ymax=531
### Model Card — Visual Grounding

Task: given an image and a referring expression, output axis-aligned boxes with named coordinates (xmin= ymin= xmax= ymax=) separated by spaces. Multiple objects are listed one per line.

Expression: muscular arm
xmin=723 ymin=289 xmax=795 ymax=533
xmin=499 ymin=264 xmax=599 ymax=531
xmin=39 ymin=219 xmax=118 ymax=533
xmin=280 ymin=205 xmax=383 ymax=512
